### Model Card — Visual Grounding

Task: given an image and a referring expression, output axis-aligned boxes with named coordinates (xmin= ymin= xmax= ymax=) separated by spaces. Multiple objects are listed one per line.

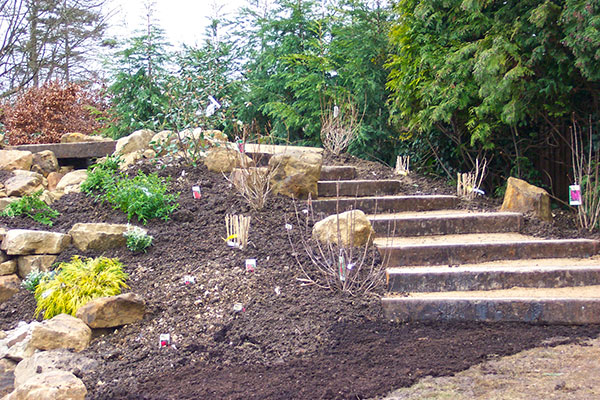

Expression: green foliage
xmin=0 ymin=191 xmax=59 ymax=226
xmin=123 ymin=226 xmax=154 ymax=253
xmin=22 ymin=269 xmax=56 ymax=293
xmin=81 ymin=155 xmax=122 ymax=196
xmin=34 ymin=256 xmax=128 ymax=319
xmin=103 ymin=22 xmax=171 ymax=138
xmin=386 ymin=0 xmax=600 ymax=191
xmin=230 ymin=0 xmax=396 ymax=161
xmin=104 ymin=171 xmax=179 ymax=224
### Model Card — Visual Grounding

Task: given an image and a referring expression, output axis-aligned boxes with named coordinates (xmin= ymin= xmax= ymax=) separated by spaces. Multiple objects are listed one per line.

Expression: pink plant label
xmin=192 ymin=186 xmax=201 ymax=199
xmin=237 ymin=141 xmax=245 ymax=153
xmin=246 ymin=258 xmax=256 ymax=272
xmin=569 ymin=184 xmax=582 ymax=206
xmin=159 ymin=333 xmax=170 ymax=348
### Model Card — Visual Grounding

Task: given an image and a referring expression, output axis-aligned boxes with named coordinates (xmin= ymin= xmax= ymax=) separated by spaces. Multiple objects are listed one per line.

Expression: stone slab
xmin=311 ymin=195 xmax=459 ymax=215
xmin=370 ymin=211 xmax=522 ymax=237
xmin=9 ymin=141 xmax=116 ymax=159
xmin=387 ymin=264 xmax=600 ymax=293
xmin=318 ymin=179 xmax=402 ymax=197
xmin=378 ymin=238 xmax=600 ymax=266
xmin=382 ymin=288 xmax=600 ymax=324
xmin=319 ymin=166 xmax=356 ymax=181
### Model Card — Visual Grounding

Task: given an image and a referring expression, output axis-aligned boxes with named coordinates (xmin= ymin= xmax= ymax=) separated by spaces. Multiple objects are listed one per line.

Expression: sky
xmin=107 ymin=0 xmax=249 ymax=47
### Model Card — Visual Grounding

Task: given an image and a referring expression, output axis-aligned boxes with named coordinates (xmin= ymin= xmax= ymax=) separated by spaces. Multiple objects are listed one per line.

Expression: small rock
xmin=76 ymin=293 xmax=146 ymax=328
xmin=30 ymin=314 xmax=92 ymax=353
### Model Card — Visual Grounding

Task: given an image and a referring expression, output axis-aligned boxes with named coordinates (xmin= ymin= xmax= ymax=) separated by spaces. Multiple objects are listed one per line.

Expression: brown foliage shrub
xmin=0 ymin=81 xmax=109 ymax=145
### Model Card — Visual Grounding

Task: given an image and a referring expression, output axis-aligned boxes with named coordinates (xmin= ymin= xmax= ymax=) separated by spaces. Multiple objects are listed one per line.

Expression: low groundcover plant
xmin=34 ymin=256 xmax=128 ymax=319
xmin=123 ymin=226 xmax=154 ymax=252
xmin=0 ymin=190 xmax=60 ymax=226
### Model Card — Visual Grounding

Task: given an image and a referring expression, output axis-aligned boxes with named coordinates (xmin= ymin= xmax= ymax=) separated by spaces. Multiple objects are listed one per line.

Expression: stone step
xmin=318 ymin=180 xmax=402 ymax=197
xmin=369 ymin=211 xmax=522 ymax=237
xmin=319 ymin=166 xmax=356 ymax=181
xmin=311 ymin=195 xmax=459 ymax=215
xmin=375 ymin=234 xmax=600 ymax=266
xmin=387 ymin=258 xmax=600 ymax=293
xmin=381 ymin=286 xmax=600 ymax=324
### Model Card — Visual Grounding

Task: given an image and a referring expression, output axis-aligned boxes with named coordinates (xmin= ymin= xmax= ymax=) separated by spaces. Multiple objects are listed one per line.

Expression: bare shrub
xmin=571 ymin=117 xmax=600 ymax=231
xmin=225 ymin=214 xmax=251 ymax=249
xmin=286 ymin=196 xmax=389 ymax=296
xmin=320 ymin=96 xmax=362 ymax=156
xmin=0 ymin=81 xmax=108 ymax=145
xmin=457 ymin=157 xmax=487 ymax=200
xmin=228 ymin=165 xmax=276 ymax=211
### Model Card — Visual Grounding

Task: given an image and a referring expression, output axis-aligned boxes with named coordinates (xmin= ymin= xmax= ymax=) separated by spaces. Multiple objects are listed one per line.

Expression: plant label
xmin=192 ymin=186 xmax=201 ymax=199
xmin=338 ymin=255 xmax=347 ymax=282
xmin=245 ymin=258 xmax=256 ymax=272
xmin=569 ymin=184 xmax=582 ymax=206
xmin=237 ymin=140 xmax=245 ymax=153
xmin=285 ymin=223 xmax=293 ymax=230
xmin=233 ymin=303 xmax=245 ymax=313
xmin=183 ymin=275 xmax=195 ymax=285
xmin=159 ymin=333 xmax=170 ymax=348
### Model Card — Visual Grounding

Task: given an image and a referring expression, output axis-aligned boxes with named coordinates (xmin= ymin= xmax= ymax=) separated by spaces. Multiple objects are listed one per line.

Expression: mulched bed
xmin=1 ymin=156 xmax=599 ymax=399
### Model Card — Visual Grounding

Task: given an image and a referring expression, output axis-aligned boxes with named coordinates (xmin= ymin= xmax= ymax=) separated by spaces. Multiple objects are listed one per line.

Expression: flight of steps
xmin=316 ymin=165 xmax=600 ymax=324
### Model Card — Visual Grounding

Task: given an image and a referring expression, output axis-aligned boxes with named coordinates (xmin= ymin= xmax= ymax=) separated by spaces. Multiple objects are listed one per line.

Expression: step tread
xmin=384 ymin=285 xmax=600 ymax=299
xmin=313 ymin=194 xmax=458 ymax=202
xmin=318 ymin=179 xmax=402 ymax=184
xmin=375 ymin=233 xmax=597 ymax=247
xmin=368 ymin=210 xmax=521 ymax=220
xmin=386 ymin=257 xmax=600 ymax=273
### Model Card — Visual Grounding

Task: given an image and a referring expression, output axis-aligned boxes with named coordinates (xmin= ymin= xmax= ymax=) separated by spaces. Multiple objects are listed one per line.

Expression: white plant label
xmin=183 ymin=275 xmax=195 ymax=285
xmin=285 ymin=223 xmax=293 ymax=230
xmin=245 ymin=258 xmax=256 ymax=272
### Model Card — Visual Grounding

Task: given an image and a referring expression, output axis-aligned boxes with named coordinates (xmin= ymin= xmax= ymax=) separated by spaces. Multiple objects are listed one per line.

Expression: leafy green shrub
xmin=123 ymin=226 xmax=153 ymax=252
xmin=81 ymin=155 xmax=122 ymax=196
xmin=0 ymin=191 xmax=59 ymax=226
xmin=34 ymin=256 xmax=128 ymax=319
xmin=104 ymin=171 xmax=179 ymax=224
xmin=21 ymin=269 xmax=56 ymax=293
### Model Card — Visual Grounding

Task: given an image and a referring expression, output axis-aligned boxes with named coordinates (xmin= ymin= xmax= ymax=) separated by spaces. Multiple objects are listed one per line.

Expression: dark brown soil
xmin=0 ymin=157 xmax=599 ymax=400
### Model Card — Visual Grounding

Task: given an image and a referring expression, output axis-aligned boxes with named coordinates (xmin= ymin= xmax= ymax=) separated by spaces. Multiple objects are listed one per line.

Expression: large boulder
xmin=0 ymin=275 xmax=20 ymax=303
xmin=500 ymin=177 xmax=552 ymax=222
xmin=1 ymin=230 xmax=71 ymax=255
xmin=114 ymin=129 xmax=154 ymax=156
xmin=4 ymin=171 xmax=44 ymax=197
xmin=55 ymin=170 xmax=87 ymax=194
xmin=76 ymin=293 xmax=146 ymax=328
xmin=0 ymin=260 xmax=16 ymax=276
xmin=312 ymin=210 xmax=375 ymax=247
xmin=269 ymin=151 xmax=323 ymax=199
xmin=68 ymin=223 xmax=138 ymax=252
xmin=30 ymin=314 xmax=91 ymax=353
xmin=11 ymin=370 xmax=87 ymax=400
xmin=17 ymin=255 xmax=56 ymax=279
xmin=204 ymin=147 xmax=253 ymax=173
xmin=31 ymin=151 xmax=59 ymax=177
xmin=0 ymin=151 xmax=32 ymax=172
xmin=60 ymin=132 xmax=111 ymax=143
xmin=13 ymin=349 xmax=98 ymax=389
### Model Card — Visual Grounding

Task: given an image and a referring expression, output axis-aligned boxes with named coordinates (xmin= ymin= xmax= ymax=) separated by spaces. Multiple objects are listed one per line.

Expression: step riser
xmin=388 ymin=269 xmax=600 ymax=293
xmin=311 ymin=196 xmax=459 ymax=215
xmin=319 ymin=166 xmax=356 ymax=181
xmin=382 ymin=298 xmax=600 ymax=324
xmin=318 ymin=181 xmax=401 ymax=197
xmin=379 ymin=241 xmax=599 ymax=266
xmin=371 ymin=214 xmax=522 ymax=237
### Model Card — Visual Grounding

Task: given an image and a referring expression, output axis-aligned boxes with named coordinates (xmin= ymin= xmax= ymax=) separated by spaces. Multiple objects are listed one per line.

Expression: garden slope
xmin=0 ymin=158 xmax=598 ymax=399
